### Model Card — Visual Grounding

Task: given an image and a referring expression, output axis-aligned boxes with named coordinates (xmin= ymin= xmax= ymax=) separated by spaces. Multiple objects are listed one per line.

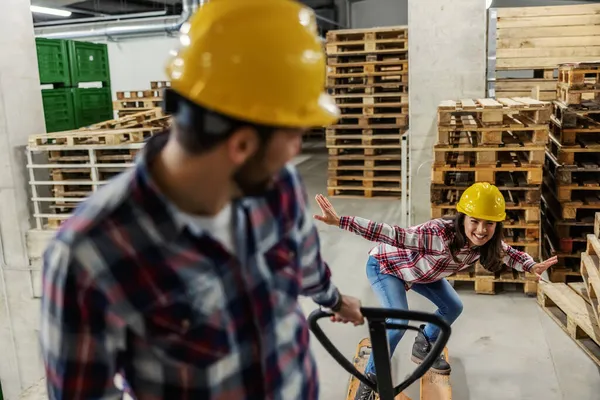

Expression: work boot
xmin=354 ymin=372 xmax=377 ymax=400
xmin=410 ymin=325 xmax=451 ymax=375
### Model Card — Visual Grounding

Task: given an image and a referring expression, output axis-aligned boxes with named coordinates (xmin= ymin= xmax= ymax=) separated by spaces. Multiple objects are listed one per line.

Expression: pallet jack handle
xmin=308 ymin=307 xmax=451 ymax=400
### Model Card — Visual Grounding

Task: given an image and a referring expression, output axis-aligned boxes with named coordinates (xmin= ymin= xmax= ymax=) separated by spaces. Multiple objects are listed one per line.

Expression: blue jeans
xmin=364 ymin=256 xmax=463 ymax=375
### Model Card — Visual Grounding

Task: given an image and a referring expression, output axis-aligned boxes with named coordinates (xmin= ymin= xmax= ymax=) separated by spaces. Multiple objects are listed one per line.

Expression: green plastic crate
xmin=68 ymin=41 xmax=111 ymax=85
xmin=36 ymin=38 xmax=71 ymax=86
xmin=41 ymin=88 xmax=76 ymax=133
xmin=72 ymin=87 xmax=113 ymax=127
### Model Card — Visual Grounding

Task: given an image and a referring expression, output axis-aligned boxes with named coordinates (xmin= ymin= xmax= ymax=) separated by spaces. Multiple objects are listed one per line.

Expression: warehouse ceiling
xmin=30 ymin=0 xmax=340 ymax=28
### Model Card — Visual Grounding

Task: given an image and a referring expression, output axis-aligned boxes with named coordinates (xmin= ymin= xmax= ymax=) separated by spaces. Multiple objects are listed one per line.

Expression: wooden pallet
xmin=327 ymin=186 xmax=402 ymax=199
xmin=328 ymin=71 xmax=407 ymax=86
xmin=113 ymin=98 xmax=163 ymax=111
xmin=438 ymin=97 xmax=552 ymax=126
xmin=28 ymin=128 xmax=160 ymax=148
xmin=86 ymin=109 xmax=170 ymax=130
xmin=493 ymin=4 xmax=600 ymax=102
xmin=337 ymin=114 xmax=408 ymax=127
xmin=326 ymin=26 xmax=408 ymax=43
xmin=447 ymin=267 xmax=538 ymax=296
xmin=550 ymin=114 xmax=600 ymax=146
xmin=327 ymin=135 xmax=404 ymax=148
xmin=344 ymin=337 xmax=451 ymax=400
xmin=328 ymin=145 xmax=401 ymax=157
xmin=333 ymin=93 xmax=408 ymax=106
xmin=556 ymin=62 xmax=600 ymax=105
xmin=558 ymin=62 xmax=600 ymax=88
xmin=327 ymin=81 xmax=408 ymax=96
xmin=150 ymin=81 xmax=170 ymax=89
xmin=557 ymin=85 xmax=600 ymax=106
xmin=580 ymin=243 xmax=600 ymax=326
xmin=493 ymin=77 xmax=557 ymax=102
xmin=546 ymin=132 xmax=600 ymax=166
xmin=328 ymin=156 xmax=402 ymax=171
xmin=438 ymin=126 xmax=549 ymax=147
xmin=115 ymin=89 xmax=163 ymax=100
xmin=327 ymin=126 xmax=406 ymax=135
xmin=26 ymin=143 xmax=144 ymax=230
xmin=432 ymin=167 xmax=543 ymax=187
xmin=328 ymin=60 xmax=407 ymax=76
xmin=537 ymin=281 xmax=600 ymax=367
xmin=553 ymin=100 xmax=600 ymax=128
xmin=434 ymin=143 xmax=546 ymax=169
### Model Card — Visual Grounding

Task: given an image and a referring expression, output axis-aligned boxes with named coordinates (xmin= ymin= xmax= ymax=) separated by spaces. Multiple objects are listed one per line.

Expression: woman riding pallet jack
xmin=313 ymin=183 xmax=558 ymax=399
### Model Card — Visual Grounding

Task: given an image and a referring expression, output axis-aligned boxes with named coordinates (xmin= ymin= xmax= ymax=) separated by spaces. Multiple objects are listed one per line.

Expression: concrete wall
xmin=408 ymin=0 xmax=487 ymax=224
xmin=350 ymin=0 xmax=407 ymax=28
xmin=0 ymin=0 xmax=48 ymax=399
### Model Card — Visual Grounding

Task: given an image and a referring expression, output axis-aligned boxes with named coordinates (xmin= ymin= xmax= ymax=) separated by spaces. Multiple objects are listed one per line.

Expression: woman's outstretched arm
xmin=313 ymin=194 xmax=447 ymax=253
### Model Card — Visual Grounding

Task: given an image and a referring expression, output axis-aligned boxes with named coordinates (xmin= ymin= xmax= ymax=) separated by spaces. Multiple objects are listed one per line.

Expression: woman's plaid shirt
xmin=339 ymin=216 xmax=536 ymax=284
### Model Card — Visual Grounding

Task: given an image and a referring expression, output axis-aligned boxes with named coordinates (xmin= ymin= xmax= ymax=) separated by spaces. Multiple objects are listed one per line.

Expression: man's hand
xmin=330 ymin=295 xmax=364 ymax=326
xmin=313 ymin=194 xmax=341 ymax=227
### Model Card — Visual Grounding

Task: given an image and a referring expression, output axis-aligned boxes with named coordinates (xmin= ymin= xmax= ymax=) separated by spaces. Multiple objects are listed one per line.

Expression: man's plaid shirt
xmin=40 ymin=133 xmax=341 ymax=399
xmin=339 ymin=216 xmax=536 ymax=284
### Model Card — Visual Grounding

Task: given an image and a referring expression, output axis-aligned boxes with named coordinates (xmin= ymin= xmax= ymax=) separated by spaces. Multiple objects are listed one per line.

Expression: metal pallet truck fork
xmin=308 ymin=307 xmax=452 ymax=400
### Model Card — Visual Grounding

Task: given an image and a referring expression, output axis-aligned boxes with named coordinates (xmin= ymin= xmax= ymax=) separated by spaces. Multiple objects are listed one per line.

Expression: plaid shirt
xmin=40 ymin=132 xmax=341 ymax=400
xmin=339 ymin=216 xmax=536 ymax=284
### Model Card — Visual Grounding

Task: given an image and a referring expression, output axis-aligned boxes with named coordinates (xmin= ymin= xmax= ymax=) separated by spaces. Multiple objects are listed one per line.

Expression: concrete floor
xmin=296 ymin=147 xmax=600 ymax=400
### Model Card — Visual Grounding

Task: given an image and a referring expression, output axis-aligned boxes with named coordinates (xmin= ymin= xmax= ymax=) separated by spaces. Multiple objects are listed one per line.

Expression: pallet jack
xmin=308 ymin=307 xmax=452 ymax=400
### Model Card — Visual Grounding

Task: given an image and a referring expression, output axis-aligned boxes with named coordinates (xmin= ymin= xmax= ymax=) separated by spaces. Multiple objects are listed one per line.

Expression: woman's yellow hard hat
xmin=456 ymin=182 xmax=506 ymax=222
xmin=165 ymin=0 xmax=340 ymax=128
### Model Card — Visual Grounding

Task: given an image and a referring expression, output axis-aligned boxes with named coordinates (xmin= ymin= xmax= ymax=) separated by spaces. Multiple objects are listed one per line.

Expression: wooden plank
xmin=477 ymin=98 xmax=503 ymax=108
xmin=497 ymin=4 xmax=600 ymax=18
xmin=459 ymin=99 xmax=477 ymax=110
xmin=498 ymin=36 xmax=600 ymax=50
xmin=580 ymin=252 xmax=600 ymax=326
xmin=497 ymin=56 xmax=600 ymax=70
xmin=497 ymin=26 xmax=600 ymax=40
xmin=495 ymin=80 xmax=557 ymax=91
xmin=497 ymin=14 xmax=600 ymax=29
xmin=344 ymin=337 xmax=413 ymax=400
xmin=419 ymin=347 xmax=451 ymax=400
xmin=497 ymin=46 xmax=600 ymax=59
xmin=439 ymin=100 xmax=457 ymax=109
xmin=569 ymin=282 xmax=591 ymax=304
xmin=538 ymin=282 xmax=600 ymax=366
xmin=496 ymin=97 xmax=523 ymax=107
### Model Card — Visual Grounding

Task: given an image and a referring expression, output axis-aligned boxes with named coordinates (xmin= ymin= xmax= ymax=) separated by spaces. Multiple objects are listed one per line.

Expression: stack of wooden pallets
xmin=431 ymin=97 xmax=552 ymax=295
xmin=490 ymin=3 xmax=600 ymax=102
xmin=538 ymin=212 xmax=600 ymax=367
xmin=324 ymin=26 xmax=408 ymax=198
xmin=113 ymin=81 xmax=171 ymax=118
xmin=26 ymin=109 xmax=170 ymax=230
xmin=542 ymin=61 xmax=600 ymax=283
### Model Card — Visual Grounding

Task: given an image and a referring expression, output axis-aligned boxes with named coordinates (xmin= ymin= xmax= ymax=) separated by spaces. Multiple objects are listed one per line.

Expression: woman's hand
xmin=531 ymin=256 xmax=558 ymax=280
xmin=313 ymin=194 xmax=341 ymax=227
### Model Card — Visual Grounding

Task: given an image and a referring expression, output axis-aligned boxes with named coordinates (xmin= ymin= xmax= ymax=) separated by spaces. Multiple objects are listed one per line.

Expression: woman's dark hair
xmin=443 ymin=212 xmax=505 ymax=273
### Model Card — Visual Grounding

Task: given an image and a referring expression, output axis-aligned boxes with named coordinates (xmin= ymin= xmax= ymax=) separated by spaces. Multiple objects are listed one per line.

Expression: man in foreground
xmin=40 ymin=0 xmax=364 ymax=398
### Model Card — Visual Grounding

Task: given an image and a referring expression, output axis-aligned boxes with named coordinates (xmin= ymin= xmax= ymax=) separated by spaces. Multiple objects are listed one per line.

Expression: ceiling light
xmin=30 ymin=5 xmax=72 ymax=17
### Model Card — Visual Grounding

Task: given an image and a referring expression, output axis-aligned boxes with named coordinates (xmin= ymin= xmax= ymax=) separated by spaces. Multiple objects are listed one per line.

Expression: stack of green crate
xmin=37 ymin=38 xmax=113 ymax=132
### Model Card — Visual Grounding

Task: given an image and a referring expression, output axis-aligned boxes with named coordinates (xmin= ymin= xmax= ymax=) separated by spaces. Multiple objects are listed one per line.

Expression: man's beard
xmin=232 ymin=153 xmax=274 ymax=198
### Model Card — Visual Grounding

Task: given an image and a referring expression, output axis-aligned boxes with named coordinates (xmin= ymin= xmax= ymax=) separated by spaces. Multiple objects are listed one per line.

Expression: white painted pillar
xmin=408 ymin=0 xmax=487 ymax=224
xmin=0 ymin=0 xmax=47 ymax=398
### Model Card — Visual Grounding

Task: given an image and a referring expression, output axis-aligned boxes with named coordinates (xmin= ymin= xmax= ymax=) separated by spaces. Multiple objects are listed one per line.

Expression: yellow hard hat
xmin=456 ymin=182 xmax=506 ymax=222
xmin=165 ymin=0 xmax=340 ymax=128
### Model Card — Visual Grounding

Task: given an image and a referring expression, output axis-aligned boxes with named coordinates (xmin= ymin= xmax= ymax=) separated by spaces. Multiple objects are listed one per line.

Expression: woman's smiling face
xmin=463 ymin=215 xmax=497 ymax=246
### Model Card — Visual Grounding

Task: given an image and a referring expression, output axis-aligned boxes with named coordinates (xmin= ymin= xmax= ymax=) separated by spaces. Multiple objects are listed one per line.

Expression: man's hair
xmin=163 ymin=89 xmax=276 ymax=155
xmin=443 ymin=212 xmax=506 ymax=273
